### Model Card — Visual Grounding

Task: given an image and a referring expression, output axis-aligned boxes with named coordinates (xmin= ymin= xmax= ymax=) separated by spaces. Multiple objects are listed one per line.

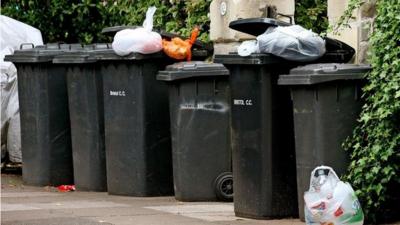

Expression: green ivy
xmin=294 ymin=0 xmax=328 ymax=34
xmin=0 ymin=0 xmax=211 ymax=44
xmin=340 ymin=0 xmax=400 ymax=223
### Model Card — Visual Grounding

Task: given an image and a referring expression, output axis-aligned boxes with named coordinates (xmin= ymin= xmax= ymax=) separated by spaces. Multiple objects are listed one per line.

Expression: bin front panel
xmin=291 ymin=81 xmax=363 ymax=220
xmin=102 ymin=61 xmax=172 ymax=196
xmin=142 ymin=62 xmax=173 ymax=196
xmin=67 ymin=65 xmax=106 ymax=191
xmin=17 ymin=63 xmax=73 ymax=186
xmin=169 ymin=77 xmax=231 ymax=201
xmin=228 ymin=63 xmax=298 ymax=218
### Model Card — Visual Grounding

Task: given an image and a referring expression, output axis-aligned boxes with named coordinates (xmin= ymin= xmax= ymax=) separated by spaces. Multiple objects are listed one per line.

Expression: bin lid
xmin=157 ymin=61 xmax=229 ymax=81
xmin=315 ymin=49 xmax=355 ymax=63
xmin=91 ymin=47 xmax=208 ymax=61
xmin=228 ymin=18 xmax=291 ymax=36
xmin=214 ymin=53 xmax=289 ymax=65
xmin=92 ymin=48 xmax=165 ymax=61
xmin=4 ymin=43 xmax=84 ymax=63
xmin=278 ymin=63 xmax=372 ymax=85
xmin=101 ymin=26 xmax=213 ymax=53
xmin=53 ymin=43 xmax=111 ymax=64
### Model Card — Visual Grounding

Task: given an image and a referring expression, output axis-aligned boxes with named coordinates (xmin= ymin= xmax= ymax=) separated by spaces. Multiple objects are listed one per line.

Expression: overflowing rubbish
xmin=57 ymin=185 xmax=76 ymax=192
xmin=238 ymin=25 xmax=326 ymax=62
xmin=162 ymin=27 xmax=199 ymax=61
xmin=112 ymin=6 xmax=162 ymax=56
xmin=304 ymin=166 xmax=364 ymax=225
xmin=1 ymin=16 xmax=44 ymax=164
xmin=237 ymin=40 xmax=259 ymax=57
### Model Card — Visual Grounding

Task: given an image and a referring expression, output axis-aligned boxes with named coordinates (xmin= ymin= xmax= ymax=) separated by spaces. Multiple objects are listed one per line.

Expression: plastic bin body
xmin=4 ymin=45 xmax=75 ymax=186
xmin=214 ymin=54 xmax=298 ymax=218
xmin=53 ymin=46 xmax=108 ymax=191
xmin=157 ymin=62 xmax=232 ymax=201
xmin=278 ymin=63 xmax=371 ymax=220
xmin=97 ymin=51 xmax=173 ymax=196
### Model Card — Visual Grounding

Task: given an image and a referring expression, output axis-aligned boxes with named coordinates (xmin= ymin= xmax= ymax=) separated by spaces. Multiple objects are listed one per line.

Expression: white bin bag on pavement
xmin=304 ymin=166 xmax=364 ymax=225
xmin=1 ymin=16 xmax=44 ymax=163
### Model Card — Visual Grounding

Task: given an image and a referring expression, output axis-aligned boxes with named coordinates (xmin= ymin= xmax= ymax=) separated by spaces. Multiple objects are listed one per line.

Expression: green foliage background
xmin=0 ymin=0 xmax=212 ymax=43
xmin=338 ymin=0 xmax=400 ymax=223
xmin=0 ymin=0 xmax=329 ymax=44
xmin=294 ymin=0 xmax=328 ymax=34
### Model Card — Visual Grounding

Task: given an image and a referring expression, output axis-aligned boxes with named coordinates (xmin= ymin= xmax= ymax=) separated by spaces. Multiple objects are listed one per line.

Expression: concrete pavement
xmin=1 ymin=174 xmax=303 ymax=225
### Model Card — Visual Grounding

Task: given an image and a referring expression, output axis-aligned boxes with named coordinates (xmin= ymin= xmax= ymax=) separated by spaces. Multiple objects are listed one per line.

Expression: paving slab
xmin=1 ymin=174 xmax=306 ymax=225
xmin=2 ymin=173 xmax=393 ymax=225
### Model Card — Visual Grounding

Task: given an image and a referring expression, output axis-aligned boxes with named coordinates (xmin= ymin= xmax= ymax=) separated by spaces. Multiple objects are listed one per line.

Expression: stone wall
xmin=209 ymin=0 xmax=295 ymax=54
xmin=328 ymin=0 xmax=376 ymax=63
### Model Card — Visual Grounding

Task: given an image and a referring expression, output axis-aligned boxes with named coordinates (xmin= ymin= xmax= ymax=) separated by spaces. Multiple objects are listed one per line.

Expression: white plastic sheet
xmin=112 ymin=6 xmax=162 ymax=56
xmin=257 ymin=25 xmax=326 ymax=62
xmin=237 ymin=40 xmax=259 ymax=57
xmin=0 ymin=15 xmax=43 ymax=50
xmin=1 ymin=47 xmax=20 ymax=163
xmin=1 ymin=16 xmax=43 ymax=163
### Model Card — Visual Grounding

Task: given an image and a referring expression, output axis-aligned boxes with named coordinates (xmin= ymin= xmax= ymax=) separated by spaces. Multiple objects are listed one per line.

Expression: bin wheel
xmin=214 ymin=172 xmax=233 ymax=201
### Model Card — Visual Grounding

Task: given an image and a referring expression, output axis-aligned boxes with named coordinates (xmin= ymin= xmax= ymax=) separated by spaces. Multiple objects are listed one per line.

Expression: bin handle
xmin=277 ymin=13 xmax=293 ymax=24
xmin=182 ymin=63 xmax=197 ymax=70
xmin=20 ymin=43 xmax=34 ymax=49
xmin=315 ymin=65 xmax=339 ymax=73
xmin=86 ymin=44 xmax=95 ymax=50
xmin=69 ymin=43 xmax=84 ymax=50
xmin=44 ymin=42 xmax=65 ymax=49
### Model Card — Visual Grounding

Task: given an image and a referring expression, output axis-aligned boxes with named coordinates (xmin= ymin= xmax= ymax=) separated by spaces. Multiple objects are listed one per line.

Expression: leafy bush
xmin=1 ymin=0 xmax=212 ymax=44
xmin=340 ymin=0 xmax=400 ymax=223
xmin=294 ymin=0 xmax=328 ymax=34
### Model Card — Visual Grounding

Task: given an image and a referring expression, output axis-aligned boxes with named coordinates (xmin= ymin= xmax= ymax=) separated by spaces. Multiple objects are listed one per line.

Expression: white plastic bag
xmin=112 ymin=6 xmax=162 ymax=56
xmin=238 ymin=40 xmax=259 ymax=56
xmin=304 ymin=166 xmax=364 ymax=225
xmin=257 ymin=25 xmax=326 ymax=62
xmin=7 ymin=114 xmax=21 ymax=162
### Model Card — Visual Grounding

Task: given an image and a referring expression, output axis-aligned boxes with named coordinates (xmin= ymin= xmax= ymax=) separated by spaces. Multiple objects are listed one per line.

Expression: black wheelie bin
xmin=93 ymin=30 xmax=211 ymax=196
xmin=93 ymin=49 xmax=173 ymax=196
xmin=4 ymin=43 xmax=79 ymax=186
xmin=52 ymin=44 xmax=110 ymax=192
xmin=214 ymin=18 xmax=299 ymax=219
xmin=214 ymin=17 xmax=356 ymax=219
xmin=278 ymin=63 xmax=371 ymax=220
xmin=214 ymin=53 xmax=299 ymax=219
xmin=157 ymin=62 xmax=233 ymax=202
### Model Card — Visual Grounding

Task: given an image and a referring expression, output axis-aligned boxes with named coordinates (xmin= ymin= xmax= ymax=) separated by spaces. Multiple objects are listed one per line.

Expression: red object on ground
xmin=57 ymin=185 xmax=76 ymax=192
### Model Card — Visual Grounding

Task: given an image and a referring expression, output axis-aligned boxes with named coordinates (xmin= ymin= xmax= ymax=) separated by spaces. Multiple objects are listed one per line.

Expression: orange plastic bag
xmin=162 ymin=27 xmax=199 ymax=61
